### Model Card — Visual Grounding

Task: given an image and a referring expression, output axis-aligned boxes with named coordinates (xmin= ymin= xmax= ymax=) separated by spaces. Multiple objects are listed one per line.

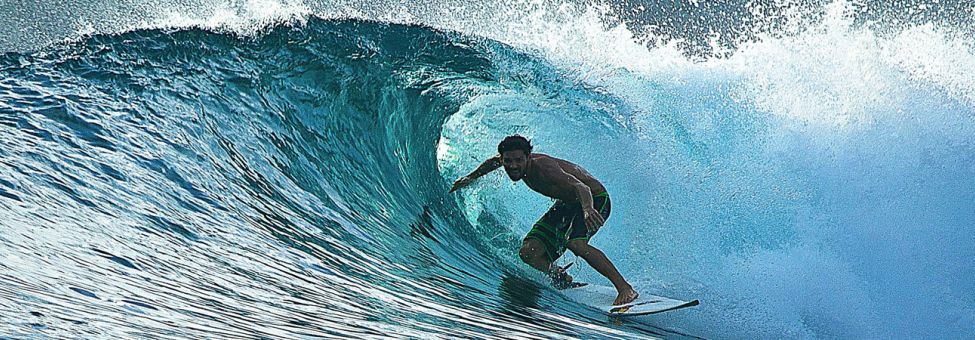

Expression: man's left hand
xmin=583 ymin=207 xmax=605 ymax=233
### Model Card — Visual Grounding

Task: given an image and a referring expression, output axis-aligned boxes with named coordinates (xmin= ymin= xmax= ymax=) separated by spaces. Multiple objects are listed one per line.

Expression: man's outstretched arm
xmin=449 ymin=155 xmax=501 ymax=192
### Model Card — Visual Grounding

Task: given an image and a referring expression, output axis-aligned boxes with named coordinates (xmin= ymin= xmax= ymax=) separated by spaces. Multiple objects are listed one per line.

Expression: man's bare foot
xmin=613 ymin=286 xmax=639 ymax=305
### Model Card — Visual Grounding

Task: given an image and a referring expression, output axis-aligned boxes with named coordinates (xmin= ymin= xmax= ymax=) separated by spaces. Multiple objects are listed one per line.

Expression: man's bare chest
xmin=523 ymin=177 xmax=572 ymax=201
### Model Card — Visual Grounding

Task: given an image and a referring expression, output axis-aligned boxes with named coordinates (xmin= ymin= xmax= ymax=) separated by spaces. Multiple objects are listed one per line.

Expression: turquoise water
xmin=1 ymin=1 xmax=974 ymax=338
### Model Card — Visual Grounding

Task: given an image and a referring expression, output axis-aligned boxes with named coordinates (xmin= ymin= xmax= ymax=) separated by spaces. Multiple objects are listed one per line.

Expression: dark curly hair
xmin=498 ymin=135 xmax=533 ymax=155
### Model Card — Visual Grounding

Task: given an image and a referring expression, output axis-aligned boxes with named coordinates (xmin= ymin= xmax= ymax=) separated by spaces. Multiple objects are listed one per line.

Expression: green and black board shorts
xmin=525 ymin=191 xmax=611 ymax=262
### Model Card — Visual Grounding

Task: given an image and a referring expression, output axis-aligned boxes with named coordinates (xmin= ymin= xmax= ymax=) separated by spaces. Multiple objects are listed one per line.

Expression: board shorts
xmin=525 ymin=191 xmax=611 ymax=262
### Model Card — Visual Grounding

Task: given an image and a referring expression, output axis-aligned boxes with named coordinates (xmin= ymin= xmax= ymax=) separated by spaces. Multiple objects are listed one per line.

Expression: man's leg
xmin=519 ymin=238 xmax=551 ymax=272
xmin=520 ymin=239 xmax=573 ymax=285
xmin=566 ymin=239 xmax=638 ymax=305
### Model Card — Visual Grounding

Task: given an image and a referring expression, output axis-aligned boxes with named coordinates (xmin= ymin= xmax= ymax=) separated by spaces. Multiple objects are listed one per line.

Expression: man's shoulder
xmin=530 ymin=153 xmax=560 ymax=166
xmin=531 ymin=154 xmax=570 ymax=177
xmin=530 ymin=153 xmax=560 ymax=162
xmin=536 ymin=153 xmax=580 ymax=168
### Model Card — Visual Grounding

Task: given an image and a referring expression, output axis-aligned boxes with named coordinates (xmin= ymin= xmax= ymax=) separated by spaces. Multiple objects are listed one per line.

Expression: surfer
xmin=449 ymin=135 xmax=639 ymax=305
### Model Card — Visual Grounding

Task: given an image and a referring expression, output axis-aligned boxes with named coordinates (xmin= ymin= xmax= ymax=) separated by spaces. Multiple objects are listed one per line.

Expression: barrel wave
xmin=0 ymin=20 xmax=639 ymax=338
xmin=2 ymin=1 xmax=975 ymax=339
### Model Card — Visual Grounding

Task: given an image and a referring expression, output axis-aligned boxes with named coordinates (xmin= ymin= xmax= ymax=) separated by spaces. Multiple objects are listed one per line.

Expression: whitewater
xmin=1 ymin=0 xmax=973 ymax=338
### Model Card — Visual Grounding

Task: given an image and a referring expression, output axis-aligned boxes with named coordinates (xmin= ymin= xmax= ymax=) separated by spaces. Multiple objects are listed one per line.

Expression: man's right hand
xmin=449 ymin=176 xmax=473 ymax=193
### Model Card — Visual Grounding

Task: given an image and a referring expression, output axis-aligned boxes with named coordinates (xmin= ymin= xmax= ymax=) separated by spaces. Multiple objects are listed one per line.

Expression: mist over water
xmin=2 ymin=0 xmax=974 ymax=338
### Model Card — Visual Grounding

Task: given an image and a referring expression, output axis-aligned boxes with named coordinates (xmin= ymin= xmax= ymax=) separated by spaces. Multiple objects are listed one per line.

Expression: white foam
xmin=150 ymin=0 xmax=312 ymax=35
xmin=437 ymin=1 xmax=975 ymax=337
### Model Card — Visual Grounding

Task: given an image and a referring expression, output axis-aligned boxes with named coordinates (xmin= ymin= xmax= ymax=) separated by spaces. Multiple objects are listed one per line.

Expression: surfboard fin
xmin=551 ymin=263 xmax=586 ymax=290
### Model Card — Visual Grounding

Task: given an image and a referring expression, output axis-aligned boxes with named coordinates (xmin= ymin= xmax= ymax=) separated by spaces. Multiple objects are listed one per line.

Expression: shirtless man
xmin=450 ymin=135 xmax=639 ymax=305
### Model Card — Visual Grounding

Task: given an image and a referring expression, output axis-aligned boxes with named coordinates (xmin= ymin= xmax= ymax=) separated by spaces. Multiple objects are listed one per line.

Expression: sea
xmin=1 ymin=0 xmax=974 ymax=338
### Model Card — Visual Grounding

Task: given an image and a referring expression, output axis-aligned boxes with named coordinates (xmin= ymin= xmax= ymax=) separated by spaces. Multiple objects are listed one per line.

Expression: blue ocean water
xmin=1 ymin=1 xmax=974 ymax=338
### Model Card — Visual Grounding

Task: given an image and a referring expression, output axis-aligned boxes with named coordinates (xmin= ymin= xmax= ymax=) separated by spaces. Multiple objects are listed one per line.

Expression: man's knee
xmin=520 ymin=239 xmax=545 ymax=263
xmin=567 ymin=239 xmax=591 ymax=256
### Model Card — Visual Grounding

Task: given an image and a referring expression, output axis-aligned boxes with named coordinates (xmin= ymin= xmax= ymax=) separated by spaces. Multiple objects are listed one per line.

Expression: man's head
xmin=498 ymin=135 xmax=533 ymax=181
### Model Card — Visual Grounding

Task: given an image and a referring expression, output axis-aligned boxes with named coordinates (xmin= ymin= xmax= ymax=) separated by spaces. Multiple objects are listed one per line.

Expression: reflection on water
xmin=498 ymin=272 xmax=541 ymax=313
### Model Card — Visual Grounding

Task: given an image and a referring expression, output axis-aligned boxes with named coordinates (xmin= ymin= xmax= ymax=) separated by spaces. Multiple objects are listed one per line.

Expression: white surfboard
xmin=561 ymin=283 xmax=699 ymax=316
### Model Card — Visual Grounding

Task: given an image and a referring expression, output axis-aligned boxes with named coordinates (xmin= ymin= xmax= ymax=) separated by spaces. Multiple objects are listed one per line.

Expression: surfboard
xmin=560 ymin=283 xmax=699 ymax=316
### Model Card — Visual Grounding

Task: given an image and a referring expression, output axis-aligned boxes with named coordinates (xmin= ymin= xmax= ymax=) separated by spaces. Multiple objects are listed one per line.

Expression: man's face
xmin=501 ymin=150 xmax=529 ymax=181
